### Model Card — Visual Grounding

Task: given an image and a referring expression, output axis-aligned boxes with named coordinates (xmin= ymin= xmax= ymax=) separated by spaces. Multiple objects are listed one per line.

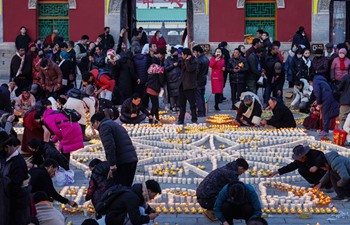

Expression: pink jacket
xmin=330 ymin=57 xmax=350 ymax=81
xmin=209 ymin=57 xmax=225 ymax=94
xmin=43 ymin=109 xmax=84 ymax=153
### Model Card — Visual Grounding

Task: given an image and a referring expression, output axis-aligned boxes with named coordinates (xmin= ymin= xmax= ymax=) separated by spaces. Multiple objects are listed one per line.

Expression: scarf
xmin=142 ymin=182 xmax=150 ymax=203
xmin=339 ymin=57 xmax=346 ymax=70
xmin=302 ymin=56 xmax=311 ymax=68
xmin=243 ymin=98 xmax=255 ymax=119
xmin=16 ymin=52 xmax=25 ymax=77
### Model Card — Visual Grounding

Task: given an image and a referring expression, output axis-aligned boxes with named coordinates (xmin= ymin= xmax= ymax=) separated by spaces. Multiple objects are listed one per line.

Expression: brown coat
xmin=40 ymin=60 xmax=63 ymax=92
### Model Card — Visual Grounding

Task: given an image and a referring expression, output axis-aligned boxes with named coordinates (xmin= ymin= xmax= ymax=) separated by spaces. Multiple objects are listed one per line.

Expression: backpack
xmin=95 ymin=185 xmax=130 ymax=215
xmin=97 ymin=68 xmax=112 ymax=82
xmin=60 ymin=108 xmax=81 ymax=122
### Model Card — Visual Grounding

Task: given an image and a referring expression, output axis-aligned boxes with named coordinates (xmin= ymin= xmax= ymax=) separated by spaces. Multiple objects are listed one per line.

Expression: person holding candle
xmin=214 ymin=182 xmax=262 ymax=225
xmin=268 ymin=145 xmax=330 ymax=189
xmin=91 ymin=112 xmax=138 ymax=187
xmin=260 ymin=97 xmax=296 ymax=128
xmin=120 ymin=93 xmax=152 ymax=124
xmin=315 ymin=151 xmax=350 ymax=200
xmin=196 ymin=158 xmax=249 ymax=221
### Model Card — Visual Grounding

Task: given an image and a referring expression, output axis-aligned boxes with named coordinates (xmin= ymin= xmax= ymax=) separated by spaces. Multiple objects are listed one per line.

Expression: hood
xmin=131 ymin=183 xmax=144 ymax=203
xmin=325 ymin=151 xmax=340 ymax=165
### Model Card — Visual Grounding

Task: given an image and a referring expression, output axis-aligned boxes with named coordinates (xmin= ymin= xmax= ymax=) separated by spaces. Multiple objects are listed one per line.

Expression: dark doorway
xmin=121 ymin=0 xmax=194 ymax=45
xmin=330 ymin=0 xmax=350 ymax=43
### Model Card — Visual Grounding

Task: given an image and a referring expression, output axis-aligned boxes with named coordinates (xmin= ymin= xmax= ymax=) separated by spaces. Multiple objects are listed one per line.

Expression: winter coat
xmin=164 ymin=56 xmax=182 ymax=96
xmin=247 ymin=53 xmax=262 ymax=81
xmin=196 ymin=162 xmax=239 ymax=199
xmin=43 ymin=108 xmax=84 ymax=153
xmin=31 ymin=141 xmax=69 ymax=170
xmin=21 ymin=109 xmax=44 ymax=152
xmin=15 ymin=34 xmax=32 ymax=52
xmin=98 ymin=33 xmax=115 ymax=51
xmin=300 ymin=57 xmax=313 ymax=79
xmin=40 ymin=60 xmax=63 ymax=93
xmin=146 ymin=64 xmax=165 ymax=94
xmin=149 ymin=35 xmax=167 ymax=51
xmin=338 ymin=74 xmax=350 ymax=105
xmin=133 ymin=53 xmax=149 ymax=84
xmin=59 ymin=59 xmax=74 ymax=87
xmin=210 ymin=57 xmax=225 ymax=94
xmin=313 ymin=75 xmax=340 ymax=119
xmin=264 ymin=54 xmax=281 ymax=82
xmin=267 ymin=102 xmax=296 ymax=128
xmin=29 ymin=167 xmax=69 ymax=204
xmin=92 ymin=53 xmax=106 ymax=69
xmin=278 ymin=149 xmax=326 ymax=176
xmin=330 ymin=57 xmax=350 ymax=81
xmin=121 ymin=97 xmax=150 ymax=120
xmin=104 ymin=184 xmax=150 ymax=225
xmin=180 ymin=56 xmax=198 ymax=90
xmin=227 ymin=57 xmax=249 ymax=84
xmin=86 ymin=161 xmax=110 ymax=206
xmin=98 ymin=118 xmax=138 ymax=167
xmin=116 ymin=55 xmax=136 ymax=99
xmin=312 ymin=56 xmax=329 ymax=77
xmin=291 ymin=78 xmax=313 ymax=107
xmin=64 ymin=97 xmax=88 ymax=125
xmin=196 ymin=54 xmax=210 ymax=88
xmin=0 ymin=86 xmax=12 ymax=113
xmin=214 ymin=183 xmax=262 ymax=223
xmin=10 ymin=54 xmax=33 ymax=83
xmin=284 ymin=51 xmax=295 ymax=82
xmin=15 ymin=94 xmax=36 ymax=111
xmin=236 ymin=98 xmax=263 ymax=126
xmin=320 ymin=151 xmax=350 ymax=187
xmin=35 ymin=202 xmax=65 ymax=225
xmin=292 ymin=31 xmax=310 ymax=49
xmin=90 ymin=69 xmax=115 ymax=92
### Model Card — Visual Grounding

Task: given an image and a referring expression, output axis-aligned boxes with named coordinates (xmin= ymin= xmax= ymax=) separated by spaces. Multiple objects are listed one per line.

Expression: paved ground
xmin=7 ymin=77 xmax=350 ymax=225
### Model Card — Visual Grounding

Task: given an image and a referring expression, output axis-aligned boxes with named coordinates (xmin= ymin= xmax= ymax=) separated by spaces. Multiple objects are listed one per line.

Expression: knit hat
xmin=292 ymin=145 xmax=310 ymax=160
xmin=315 ymin=49 xmax=323 ymax=55
xmin=339 ymin=48 xmax=347 ymax=55
xmin=325 ymin=43 xmax=333 ymax=49
xmin=30 ymin=83 xmax=39 ymax=94
xmin=60 ymin=51 xmax=70 ymax=61
xmin=145 ymin=179 xmax=161 ymax=194
xmin=33 ymin=191 xmax=49 ymax=204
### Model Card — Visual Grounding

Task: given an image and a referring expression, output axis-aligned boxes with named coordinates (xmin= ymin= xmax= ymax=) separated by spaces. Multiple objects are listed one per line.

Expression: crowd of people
xmin=1 ymin=23 xmax=350 ymax=225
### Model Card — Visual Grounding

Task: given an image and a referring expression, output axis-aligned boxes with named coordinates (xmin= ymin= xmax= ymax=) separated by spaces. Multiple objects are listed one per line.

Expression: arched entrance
xmin=120 ymin=0 xmax=194 ymax=46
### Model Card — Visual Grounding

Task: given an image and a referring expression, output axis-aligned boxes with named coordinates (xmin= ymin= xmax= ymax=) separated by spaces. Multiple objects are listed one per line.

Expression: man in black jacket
xmin=29 ymin=159 xmax=77 ymax=206
xmin=178 ymin=48 xmax=198 ymax=124
xmin=247 ymin=47 xmax=264 ymax=94
xmin=15 ymin=26 xmax=32 ymax=52
xmin=261 ymin=97 xmax=296 ymax=128
xmin=98 ymin=27 xmax=115 ymax=51
xmin=193 ymin=45 xmax=209 ymax=117
xmin=120 ymin=94 xmax=151 ymax=124
xmin=91 ymin=112 xmax=138 ymax=187
xmin=269 ymin=145 xmax=330 ymax=188
xmin=10 ymin=47 xmax=33 ymax=93
xmin=27 ymin=138 xmax=69 ymax=170
xmin=0 ymin=131 xmax=30 ymax=225
xmin=104 ymin=180 xmax=160 ymax=225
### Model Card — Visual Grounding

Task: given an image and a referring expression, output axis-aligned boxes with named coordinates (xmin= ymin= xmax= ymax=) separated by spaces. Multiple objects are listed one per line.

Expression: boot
xmin=203 ymin=210 xmax=218 ymax=221
xmin=214 ymin=104 xmax=220 ymax=111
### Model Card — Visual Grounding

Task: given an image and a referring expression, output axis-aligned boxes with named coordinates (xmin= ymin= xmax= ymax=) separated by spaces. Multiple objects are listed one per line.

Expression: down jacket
xmin=86 ymin=161 xmax=110 ymax=206
xmin=227 ymin=57 xmax=249 ymax=84
xmin=98 ymin=118 xmax=138 ymax=167
xmin=133 ymin=53 xmax=149 ymax=84
xmin=196 ymin=162 xmax=239 ymax=199
xmin=320 ymin=151 xmax=350 ymax=187
xmin=31 ymin=141 xmax=69 ymax=170
xmin=43 ymin=108 xmax=84 ymax=153
xmin=164 ymin=56 xmax=182 ymax=97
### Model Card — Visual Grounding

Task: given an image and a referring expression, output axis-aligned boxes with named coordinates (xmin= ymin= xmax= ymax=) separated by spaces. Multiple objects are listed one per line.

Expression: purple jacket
xmin=43 ymin=109 xmax=84 ymax=153
xmin=330 ymin=57 xmax=350 ymax=81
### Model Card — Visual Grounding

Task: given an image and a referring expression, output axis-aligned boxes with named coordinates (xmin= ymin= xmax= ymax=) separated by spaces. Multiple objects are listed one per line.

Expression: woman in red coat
xmin=210 ymin=48 xmax=226 ymax=110
xmin=21 ymin=106 xmax=44 ymax=152
xmin=149 ymin=30 xmax=167 ymax=52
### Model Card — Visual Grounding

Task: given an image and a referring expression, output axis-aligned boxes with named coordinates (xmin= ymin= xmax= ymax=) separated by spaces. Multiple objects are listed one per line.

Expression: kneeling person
xmin=120 ymin=93 xmax=152 ymax=124
xmin=214 ymin=182 xmax=262 ymax=225
xmin=235 ymin=95 xmax=262 ymax=126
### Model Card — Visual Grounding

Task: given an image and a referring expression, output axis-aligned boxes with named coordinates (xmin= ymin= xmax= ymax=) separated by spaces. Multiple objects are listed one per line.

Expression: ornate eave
xmin=237 ymin=0 xmax=285 ymax=9
xmin=28 ymin=0 xmax=77 ymax=9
